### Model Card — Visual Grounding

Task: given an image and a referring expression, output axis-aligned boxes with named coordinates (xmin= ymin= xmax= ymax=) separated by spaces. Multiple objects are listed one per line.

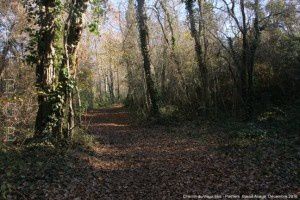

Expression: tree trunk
xmin=240 ymin=0 xmax=248 ymax=106
xmin=75 ymin=86 xmax=82 ymax=126
xmin=185 ymin=0 xmax=209 ymax=114
xmin=159 ymin=1 xmax=187 ymax=93
xmin=117 ymin=68 xmax=120 ymax=100
xmin=125 ymin=62 xmax=134 ymax=102
xmin=161 ymin=46 xmax=167 ymax=97
xmin=104 ymin=75 xmax=108 ymax=94
xmin=34 ymin=1 xmax=58 ymax=137
xmin=247 ymin=0 xmax=261 ymax=118
xmin=0 ymin=42 xmax=10 ymax=78
xmin=108 ymin=66 xmax=115 ymax=103
xmin=136 ymin=0 xmax=159 ymax=117
xmin=98 ymin=69 xmax=102 ymax=101
xmin=60 ymin=0 xmax=88 ymax=138
xmin=123 ymin=0 xmax=136 ymax=104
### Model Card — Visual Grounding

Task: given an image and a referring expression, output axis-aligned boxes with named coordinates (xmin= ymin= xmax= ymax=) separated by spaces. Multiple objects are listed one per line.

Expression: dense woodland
xmin=0 ymin=0 xmax=299 ymax=199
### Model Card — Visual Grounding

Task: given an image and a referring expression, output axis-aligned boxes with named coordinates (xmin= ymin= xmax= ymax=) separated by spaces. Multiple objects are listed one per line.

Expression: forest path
xmin=82 ymin=105 xmax=221 ymax=199
xmin=79 ymin=105 xmax=298 ymax=199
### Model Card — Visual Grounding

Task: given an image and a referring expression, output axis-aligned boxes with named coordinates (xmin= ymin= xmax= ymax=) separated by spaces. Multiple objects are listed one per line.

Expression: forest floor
xmin=1 ymin=104 xmax=299 ymax=199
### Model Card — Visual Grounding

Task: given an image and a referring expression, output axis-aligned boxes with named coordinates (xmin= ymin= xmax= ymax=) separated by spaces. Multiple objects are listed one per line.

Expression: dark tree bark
xmin=240 ymin=0 xmax=249 ymax=106
xmin=61 ymin=0 xmax=88 ymax=138
xmin=185 ymin=0 xmax=209 ymax=113
xmin=108 ymin=59 xmax=115 ymax=103
xmin=239 ymin=0 xmax=261 ymax=118
xmin=247 ymin=0 xmax=261 ymax=118
xmin=136 ymin=0 xmax=159 ymax=117
xmin=26 ymin=0 xmax=88 ymax=141
xmin=116 ymin=68 xmax=120 ymax=100
xmin=34 ymin=0 xmax=58 ymax=137
xmin=221 ymin=0 xmax=261 ymax=119
xmin=160 ymin=46 xmax=167 ymax=97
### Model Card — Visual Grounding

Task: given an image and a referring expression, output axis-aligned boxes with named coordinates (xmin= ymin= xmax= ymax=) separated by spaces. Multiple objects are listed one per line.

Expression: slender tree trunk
xmin=0 ymin=42 xmax=10 ymax=78
xmin=185 ymin=0 xmax=209 ymax=113
xmin=198 ymin=0 xmax=209 ymax=67
xmin=108 ymin=59 xmax=115 ymax=103
xmin=240 ymin=0 xmax=248 ymax=107
xmin=159 ymin=1 xmax=186 ymax=91
xmin=136 ymin=0 xmax=159 ymax=117
xmin=109 ymin=69 xmax=115 ymax=102
xmin=104 ymin=74 xmax=107 ymax=94
xmin=161 ymin=46 xmax=167 ymax=97
xmin=61 ymin=0 xmax=88 ymax=138
xmin=117 ymin=68 xmax=120 ymax=100
xmin=125 ymin=62 xmax=134 ymax=102
xmin=123 ymin=0 xmax=136 ymax=104
xmin=247 ymin=0 xmax=261 ymax=118
xmin=75 ymin=86 xmax=82 ymax=125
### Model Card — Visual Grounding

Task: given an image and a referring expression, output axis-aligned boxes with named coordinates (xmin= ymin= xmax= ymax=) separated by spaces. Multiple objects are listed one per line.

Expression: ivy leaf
xmin=88 ymin=22 xmax=99 ymax=34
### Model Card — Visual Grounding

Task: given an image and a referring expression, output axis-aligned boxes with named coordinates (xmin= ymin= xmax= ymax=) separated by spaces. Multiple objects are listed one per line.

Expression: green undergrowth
xmin=159 ymin=99 xmax=299 ymax=143
xmin=71 ymin=127 xmax=96 ymax=149
xmin=162 ymin=101 xmax=299 ymax=193
xmin=129 ymin=105 xmax=182 ymax=126
xmin=163 ymin=99 xmax=299 ymax=156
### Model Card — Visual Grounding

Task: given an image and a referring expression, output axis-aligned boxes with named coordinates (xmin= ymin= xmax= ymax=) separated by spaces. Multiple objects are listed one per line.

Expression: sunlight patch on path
xmin=92 ymin=123 xmax=130 ymax=127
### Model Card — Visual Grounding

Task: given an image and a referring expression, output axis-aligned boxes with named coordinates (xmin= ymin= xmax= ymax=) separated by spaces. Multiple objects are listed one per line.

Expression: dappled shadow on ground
xmin=80 ymin=106 xmax=299 ymax=199
xmin=1 ymin=106 xmax=298 ymax=199
xmin=83 ymin=107 xmax=134 ymax=145
xmin=0 ymin=145 xmax=104 ymax=199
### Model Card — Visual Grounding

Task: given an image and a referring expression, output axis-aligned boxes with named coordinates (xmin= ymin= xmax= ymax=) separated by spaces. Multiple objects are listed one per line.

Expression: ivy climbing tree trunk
xmin=136 ymin=0 xmax=159 ymax=117
xmin=24 ymin=0 xmax=92 ymax=144
xmin=60 ymin=0 xmax=88 ymax=139
xmin=34 ymin=0 xmax=60 ymax=138
xmin=247 ymin=0 xmax=261 ymax=118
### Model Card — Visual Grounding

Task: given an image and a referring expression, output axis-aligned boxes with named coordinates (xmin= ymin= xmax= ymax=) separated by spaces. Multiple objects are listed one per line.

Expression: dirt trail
xmin=81 ymin=106 xmax=297 ymax=199
xmin=82 ymin=106 xmax=220 ymax=199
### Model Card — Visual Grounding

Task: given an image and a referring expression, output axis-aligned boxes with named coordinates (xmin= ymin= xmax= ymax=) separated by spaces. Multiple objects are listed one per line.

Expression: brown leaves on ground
xmin=1 ymin=106 xmax=298 ymax=199
xmin=79 ymin=106 xmax=299 ymax=199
